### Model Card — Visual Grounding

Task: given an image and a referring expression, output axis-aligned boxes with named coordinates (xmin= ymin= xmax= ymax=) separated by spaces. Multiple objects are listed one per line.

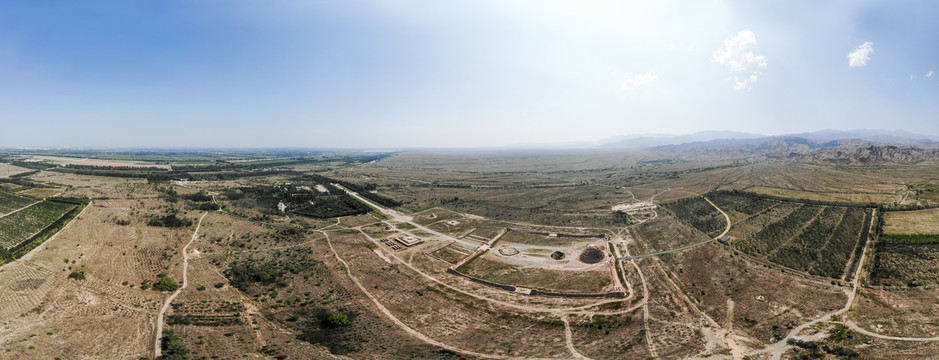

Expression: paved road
xmin=618 ymin=196 xmax=731 ymax=261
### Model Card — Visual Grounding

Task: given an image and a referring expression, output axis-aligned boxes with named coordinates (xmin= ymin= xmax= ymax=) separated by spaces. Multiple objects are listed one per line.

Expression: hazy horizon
xmin=3 ymin=127 xmax=937 ymax=152
xmin=2 ymin=1 xmax=937 ymax=148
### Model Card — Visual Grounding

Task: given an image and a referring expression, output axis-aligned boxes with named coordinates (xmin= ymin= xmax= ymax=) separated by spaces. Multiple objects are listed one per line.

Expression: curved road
xmin=844 ymin=320 xmax=939 ymax=341
xmin=332 ymin=188 xmax=939 ymax=357
xmin=618 ymin=196 xmax=731 ymax=261
xmin=320 ymin=230 xmax=526 ymax=360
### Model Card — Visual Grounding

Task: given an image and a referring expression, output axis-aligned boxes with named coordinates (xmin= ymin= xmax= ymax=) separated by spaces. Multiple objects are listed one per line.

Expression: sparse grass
xmin=460 ymin=254 xmax=612 ymax=293
xmin=870 ymin=242 xmax=939 ymax=287
xmin=883 ymin=208 xmax=939 ymax=234
xmin=746 ymin=186 xmax=896 ymax=204
xmin=3 ymin=150 xmax=939 ymax=359
xmin=16 ymin=187 xmax=62 ymax=199
xmin=430 ymin=242 xmax=473 ymax=263
xmin=0 ymin=163 xmax=32 ymax=178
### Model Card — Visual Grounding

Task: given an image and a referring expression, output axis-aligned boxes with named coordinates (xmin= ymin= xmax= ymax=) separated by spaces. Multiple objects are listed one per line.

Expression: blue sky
xmin=0 ymin=0 xmax=936 ymax=148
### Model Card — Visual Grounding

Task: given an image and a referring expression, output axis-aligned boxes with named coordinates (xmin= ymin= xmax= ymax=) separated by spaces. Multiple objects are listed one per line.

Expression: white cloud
xmin=910 ymin=75 xmax=914 ymax=81
xmin=928 ymin=71 xmax=934 ymax=78
xmin=621 ymin=72 xmax=658 ymax=90
xmin=712 ymin=30 xmax=767 ymax=90
xmin=848 ymin=42 xmax=873 ymax=67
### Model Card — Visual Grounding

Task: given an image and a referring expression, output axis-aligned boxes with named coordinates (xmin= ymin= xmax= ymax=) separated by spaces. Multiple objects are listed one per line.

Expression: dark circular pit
xmin=578 ymin=246 xmax=605 ymax=264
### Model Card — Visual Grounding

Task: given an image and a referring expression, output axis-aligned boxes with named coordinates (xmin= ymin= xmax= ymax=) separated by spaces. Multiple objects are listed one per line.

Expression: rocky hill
xmin=786 ymin=145 xmax=939 ymax=165
xmin=653 ymin=137 xmax=939 ymax=165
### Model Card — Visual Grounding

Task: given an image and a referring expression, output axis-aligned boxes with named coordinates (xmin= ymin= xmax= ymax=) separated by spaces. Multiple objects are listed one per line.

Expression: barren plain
xmin=0 ymin=149 xmax=938 ymax=359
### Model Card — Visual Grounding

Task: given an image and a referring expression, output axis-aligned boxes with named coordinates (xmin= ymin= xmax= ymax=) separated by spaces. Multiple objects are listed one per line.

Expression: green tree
xmin=161 ymin=330 xmax=191 ymax=359
xmin=327 ymin=313 xmax=349 ymax=327
xmin=153 ymin=276 xmax=180 ymax=291
xmin=68 ymin=270 xmax=86 ymax=280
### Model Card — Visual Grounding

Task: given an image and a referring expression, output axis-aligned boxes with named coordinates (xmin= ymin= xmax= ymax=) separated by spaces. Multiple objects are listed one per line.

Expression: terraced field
xmin=0 ymin=200 xmax=77 ymax=249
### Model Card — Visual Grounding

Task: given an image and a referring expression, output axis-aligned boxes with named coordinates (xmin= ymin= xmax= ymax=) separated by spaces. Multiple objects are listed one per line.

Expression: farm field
xmin=660 ymin=195 xmax=728 ymax=235
xmin=632 ymin=207 xmax=711 ymax=253
xmin=0 ymin=188 xmax=36 ymax=215
xmin=0 ymin=199 xmax=77 ymax=249
xmin=746 ymin=185 xmax=898 ymax=204
xmin=883 ymin=208 xmax=939 ymax=234
xmin=430 ymin=241 xmax=475 ymax=264
xmin=868 ymin=234 xmax=939 ymax=288
xmin=0 ymin=163 xmax=31 ymax=178
xmin=678 ymin=191 xmax=875 ymax=279
xmin=707 ymin=190 xmax=781 ymax=223
xmin=850 ymin=288 xmax=939 ymax=339
xmin=16 ymin=155 xmax=172 ymax=169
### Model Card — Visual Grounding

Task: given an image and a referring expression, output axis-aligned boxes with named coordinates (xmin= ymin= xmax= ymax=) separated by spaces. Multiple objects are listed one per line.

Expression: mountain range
xmin=600 ymin=129 xmax=939 ymax=149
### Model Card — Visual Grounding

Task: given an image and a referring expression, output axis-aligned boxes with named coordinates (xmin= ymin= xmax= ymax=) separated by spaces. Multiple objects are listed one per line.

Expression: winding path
xmin=320 ymin=230 xmax=523 ymax=360
xmin=318 ymin=189 xmax=646 ymax=359
xmin=844 ymin=320 xmax=939 ymax=341
xmin=561 ymin=315 xmax=592 ymax=359
xmin=618 ymin=196 xmax=731 ymax=261
xmin=153 ymin=212 xmax=208 ymax=359
xmin=329 ymin=186 xmax=939 ymax=358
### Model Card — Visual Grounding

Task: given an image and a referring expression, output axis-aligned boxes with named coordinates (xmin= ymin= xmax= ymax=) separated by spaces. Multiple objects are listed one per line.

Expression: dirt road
xmin=0 ymin=200 xmax=41 ymax=219
xmin=561 ymin=315 xmax=592 ymax=359
xmin=618 ymin=195 xmax=731 ymax=261
xmin=153 ymin=212 xmax=208 ymax=359
xmin=319 ymin=231 xmax=525 ymax=360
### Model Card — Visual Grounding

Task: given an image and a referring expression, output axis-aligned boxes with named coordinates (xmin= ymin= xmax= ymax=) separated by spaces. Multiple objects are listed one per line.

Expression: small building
xmin=717 ymin=236 xmax=730 ymax=244
xmin=395 ymin=235 xmax=424 ymax=247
